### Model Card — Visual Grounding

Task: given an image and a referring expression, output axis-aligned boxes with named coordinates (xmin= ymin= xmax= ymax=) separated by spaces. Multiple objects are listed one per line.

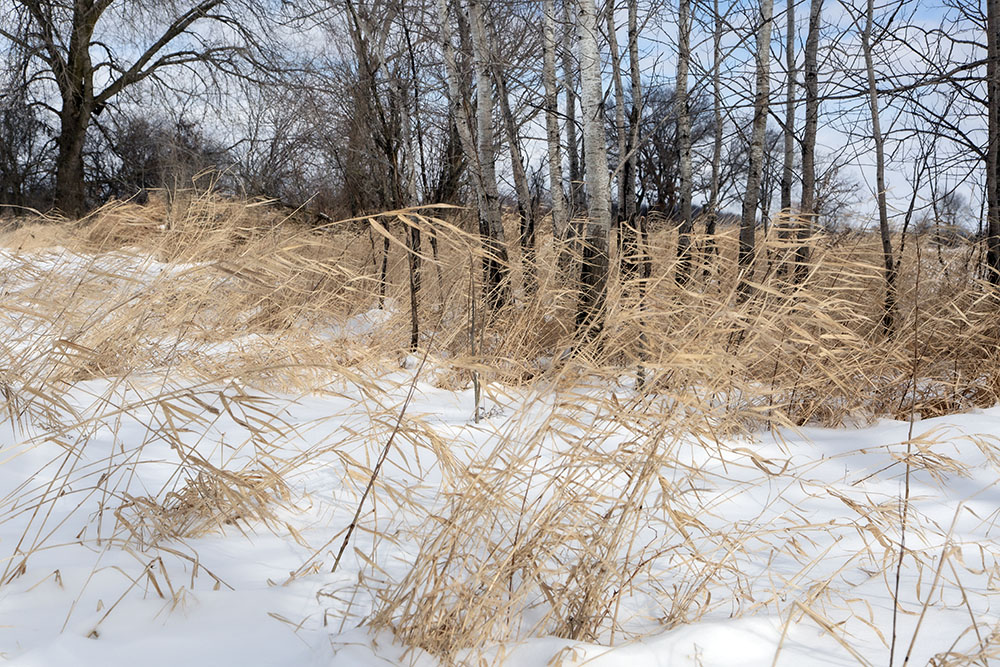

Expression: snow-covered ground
xmin=1 ymin=246 xmax=998 ymax=665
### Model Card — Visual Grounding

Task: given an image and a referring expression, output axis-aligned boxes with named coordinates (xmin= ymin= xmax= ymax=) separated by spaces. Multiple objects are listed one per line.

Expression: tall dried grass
xmin=0 ymin=192 xmax=998 ymax=663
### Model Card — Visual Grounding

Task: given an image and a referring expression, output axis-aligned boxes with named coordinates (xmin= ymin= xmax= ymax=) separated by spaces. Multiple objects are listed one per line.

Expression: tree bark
xmin=576 ymin=0 xmax=613 ymax=338
xmin=606 ymin=0 xmax=627 ymax=221
xmin=542 ymin=0 xmax=569 ymax=241
xmin=675 ymin=0 xmax=694 ymax=284
xmin=988 ymin=0 xmax=1000 ymax=285
xmin=862 ymin=0 xmax=896 ymax=333
xmin=626 ymin=0 xmax=641 ymax=224
xmin=438 ymin=0 xmax=509 ymax=307
xmin=55 ymin=97 xmax=93 ymax=218
xmin=468 ymin=0 xmax=510 ymax=308
xmin=780 ymin=0 xmax=796 ymax=215
xmin=621 ymin=0 xmax=644 ymax=281
xmin=796 ymin=0 xmax=822 ymax=282
xmin=53 ymin=1 xmax=101 ymax=217
xmin=562 ymin=0 xmax=585 ymax=216
xmin=705 ymin=0 xmax=723 ymax=272
xmin=738 ymin=0 xmax=775 ymax=290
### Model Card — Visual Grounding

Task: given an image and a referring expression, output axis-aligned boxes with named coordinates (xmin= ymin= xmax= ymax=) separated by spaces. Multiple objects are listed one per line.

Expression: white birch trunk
xmin=606 ymin=0 xmax=627 ymax=217
xmin=675 ymin=0 xmax=694 ymax=283
xmin=562 ymin=0 xmax=585 ymax=215
xmin=621 ymin=0 xmax=644 ymax=280
xmin=575 ymin=0 xmax=612 ymax=336
xmin=438 ymin=0 xmax=509 ymax=306
xmin=542 ymin=0 xmax=569 ymax=240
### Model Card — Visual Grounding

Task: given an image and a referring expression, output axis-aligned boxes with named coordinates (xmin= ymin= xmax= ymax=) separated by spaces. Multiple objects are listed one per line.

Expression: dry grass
xmin=1 ymin=192 xmax=998 ymax=664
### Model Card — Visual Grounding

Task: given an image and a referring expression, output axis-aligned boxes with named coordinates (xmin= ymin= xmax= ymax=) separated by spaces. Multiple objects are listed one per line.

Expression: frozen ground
xmin=0 ymin=246 xmax=998 ymax=665
xmin=2 ymin=376 xmax=998 ymax=665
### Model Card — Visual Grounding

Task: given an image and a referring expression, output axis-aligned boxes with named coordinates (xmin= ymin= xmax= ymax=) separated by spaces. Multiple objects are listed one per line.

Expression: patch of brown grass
xmin=2 ymin=194 xmax=999 ymax=664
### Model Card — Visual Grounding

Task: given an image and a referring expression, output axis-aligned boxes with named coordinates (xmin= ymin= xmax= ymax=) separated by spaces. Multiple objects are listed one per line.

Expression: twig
xmin=890 ymin=236 xmax=920 ymax=666
xmin=330 ymin=343 xmax=432 ymax=575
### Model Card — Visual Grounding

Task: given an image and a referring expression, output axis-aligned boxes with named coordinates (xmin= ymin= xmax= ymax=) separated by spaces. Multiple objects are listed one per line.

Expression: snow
xmin=1 ymin=249 xmax=999 ymax=665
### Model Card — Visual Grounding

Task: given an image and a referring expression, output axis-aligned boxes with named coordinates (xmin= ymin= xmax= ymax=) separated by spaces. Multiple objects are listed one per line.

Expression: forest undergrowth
xmin=1 ymin=193 xmax=998 ymax=664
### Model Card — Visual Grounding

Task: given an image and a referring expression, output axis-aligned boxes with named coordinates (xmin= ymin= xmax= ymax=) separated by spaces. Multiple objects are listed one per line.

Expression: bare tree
xmin=542 ymin=0 xmax=569 ymax=241
xmin=738 ymin=0 xmax=776 ymax=287
xmin=780 ymin=0 xmax=796 ymax=216
xmin=620 ymin=0 xmax=645 ymax=281
xmin=469 ymin=0 xmax=511 ymax=307
xmin=860 ymin=0 xmax=896 ymax=332
xmin=988 ymin=0 xmax=1000 ymax=284
xmin=795 ymin=0 xmax=823 ymax=281
xmin=576 ymin=0 xmax=613 ymax=337
xmin=0 ymin=0 xmax=282 ymax=217
xmin=562 ymin=0 xmax=585 ymax=216
xmin=438 ymin=0 xmax=509 ymax=307
xmin=675 ymin=0 xmax=695 ymax=284
xmin=705 ymin=0 xmax=724 ymax=268
xmin=606 ymin=0 xmax=628 ymax=224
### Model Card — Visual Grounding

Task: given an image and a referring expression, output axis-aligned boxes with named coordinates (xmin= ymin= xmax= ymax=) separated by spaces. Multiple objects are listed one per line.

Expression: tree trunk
xmin=705 ymin=0 xmax=723 ymax=273
xmin=576 ymin=0 xmax=613 ymax=339
xmin=987 ymin=0 xmax=1000 ymax=285
xmin=862 ymin=0 xmax=896 ymax=333
xmin=606 ymin=0 xmax=627 ymax=236
xmin=494 ymin=66 xmax=537 ymax=292
xmin=438 ymin=0 xmax=509 ymax=307
xmin=796 ymin=0 xmax=822 ymax=282
xmin=562 ymin=0 xmax=585 ymax=216
xmin=438 ymin=0 xmax=484 ymax=200
xmin=54 ymin=4 xmax=99 ymax=218
xmin=468 ymin=0 xmax=510 ymax=308
xmin=675 ymin=0 xmax=694 ymax=284
xmin=778 ymin=0 xmax=796 ymax=262
xmin=780 ymin=0 xmax=795 ymax=215
xmin=55 ymin=99 xmax=91 ymax=218
xmin=621 ymin=0 xmax=644 ymax=281
xmin=542 ymin=0 xmax=569 ymax=242
xmin=738 ymin=0 xmax=775 ymax=291
xmin=398 ymin=82 xmax=421 ymax=351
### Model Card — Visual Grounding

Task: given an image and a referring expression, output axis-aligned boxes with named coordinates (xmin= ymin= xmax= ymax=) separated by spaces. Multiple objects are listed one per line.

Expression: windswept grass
xmin=1 ymin=193 xmax=998 ymax=664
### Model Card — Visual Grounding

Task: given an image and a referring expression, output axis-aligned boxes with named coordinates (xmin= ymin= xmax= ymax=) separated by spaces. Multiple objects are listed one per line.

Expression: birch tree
xmin=438 ymin=0 xmax=509 ymax=307
xmin=562 ymin=0 xmax=586 ymax=215
xmin=576 ymin=0 xmax=613 ymax=336
xmin=607 ymin=0 xmax=628 ymax=222
xmin=738 ymin=0 xmax=776 ymax=285
xmin=675 ymin=0 xmax=695 ymax=284
xmin=622 ymin=0 xmax=644 ymax=280
xmin=542 ymin=0 xmax=569 ymax=241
